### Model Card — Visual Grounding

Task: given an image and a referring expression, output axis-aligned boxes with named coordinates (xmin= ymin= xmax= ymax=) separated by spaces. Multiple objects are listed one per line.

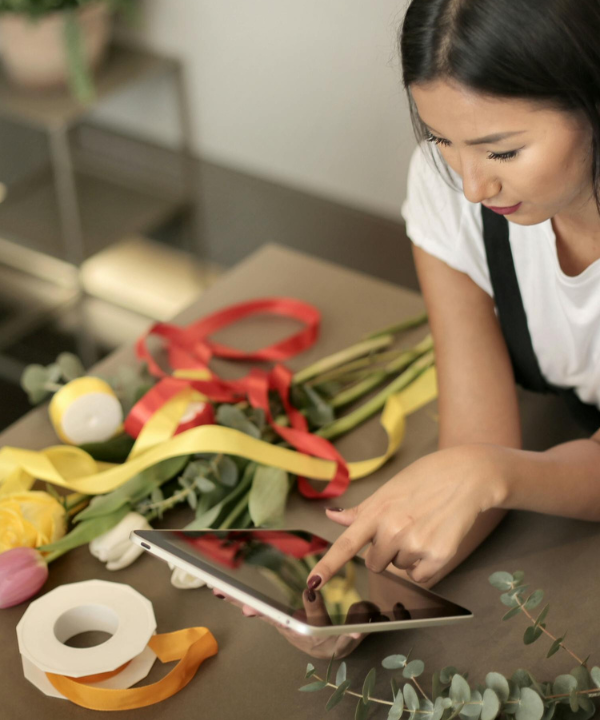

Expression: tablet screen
xmin=139 ymin=529 xmax=471 ymax=627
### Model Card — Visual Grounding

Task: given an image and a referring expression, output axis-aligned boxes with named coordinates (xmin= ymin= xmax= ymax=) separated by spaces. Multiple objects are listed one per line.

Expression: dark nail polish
xmin=215 ymin=593 xmax=225 ymax=599
xmin=327 ymin=507 xmax=344 ymax=512
xmin=307 ymin=575 xmax=322 ymax=590
xmin=306 ymin=589 xmax=316 ymax=602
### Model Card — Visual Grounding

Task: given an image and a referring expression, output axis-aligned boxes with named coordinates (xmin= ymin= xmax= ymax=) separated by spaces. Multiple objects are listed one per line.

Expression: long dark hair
xmin=399 ymin=0 xmax=600 ymax=211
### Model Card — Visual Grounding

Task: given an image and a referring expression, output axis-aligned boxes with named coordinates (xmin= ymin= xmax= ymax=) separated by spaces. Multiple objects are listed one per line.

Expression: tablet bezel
xmin=131 ymin=529 xmax=473 ymax=637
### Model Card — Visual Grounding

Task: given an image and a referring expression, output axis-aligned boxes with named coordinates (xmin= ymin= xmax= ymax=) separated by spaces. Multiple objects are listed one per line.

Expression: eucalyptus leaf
xmin=195 ymin=477 xmax=217 ymax=493
xmin=432 ymin=671 xmax=442 ymax=700
xmin=450 ymin=675 xmax=471 ymax=704
xmin=512 ymin=571 xmax=525 ymax=584
xmin=501 ymin=588 xmax=527 ymax=607
xmin=534 ymin=604 xmax=550 ymax=628
xmin=299 ymin=680 xmax=327 ymax=692
xmin=390 ymin=687 xmax=404 ymax=717
xmin=552 ymin=675 xmax=578 ymax=698
xmin=441 ymin=666 xmax=459 ymax=685
xmin=432 ymin=697 xmax=446 ymax=720
xmin=489 ymin=571 xmax=514 ymax=591
xmin=325 ymin=680 xmax=351 ymax=712
xmin=461 ymin=691 xmax=482 ymax=719
xmin=39 ymin=505 xmax=130 ymax=556
xmin=570 ymin=689 xmax=579 ymax=713
xmin=516 ymin=688 xmax=544 ymax=720
xmin=336 ymin=662 xmax=347 ymax=686
xmin=79 ymin=434 xmax=136 ymax=463
xmin=482 ymin=689 xmax=501 ymax=720
xmin=403 ymin=660 xmax=425 ymax=679
xmin=421 ymin=698 xmax=435 ymax=718
xmin=356 ymin=698 xmax=374 ymax=720
xmin=512 ymin=671 xmax=532 ymax=689
xmin=503 ymin=605 xmax=523 ymax=621
xmin=186 ymin=463 xmax=255 ymax=530
xmin=248 ymin=465 xmax=289 ymax=527
xmin=486 ymin=673 xmax=510 ymax=702
xmin=57 ymin=352 xmax=85 ymax=381
xmin=186 ymin=492 xmax=198 ymax=510
xmin=362 ymin=668 xmax=376 ymax=704
xmin=47 ymin=363 xmax=62 ymax=383
xmin=547 ymin=636 xmax=565 ymax=659
xmin=590 ymin=667 xmax=600 ymax=688
xmin=21 ymin=364 xmax=51 ymax=403
xmin=383 ymin=655 xmax=407 ymax=670
xmin=216 ymin=404 xmax=261 ymax=439
xmin=570 ymin=666 xmax=592 ymax=691
xmin=216 ymin=455 xmax=239 ymax=487
xmin=524 ymin=590 xmax=544 ymax=610
xmin=326 ymin=653 xmax=336 ymax=684
xmin=303 ymin=385 xmax=335 ymax=427
xmin=305 ymin=663 xmax=316 ymax=679
xmin=404 ymin=682 xmax=420 ymax=716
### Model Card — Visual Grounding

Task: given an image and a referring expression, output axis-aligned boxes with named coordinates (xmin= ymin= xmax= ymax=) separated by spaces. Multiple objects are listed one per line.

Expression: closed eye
xmin=425 ymin=132 xmax=520 ymax=162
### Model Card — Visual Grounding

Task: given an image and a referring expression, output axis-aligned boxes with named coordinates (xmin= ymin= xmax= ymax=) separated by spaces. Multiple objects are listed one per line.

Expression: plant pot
xmin=0 ymin=2 xmax=112 ymax=91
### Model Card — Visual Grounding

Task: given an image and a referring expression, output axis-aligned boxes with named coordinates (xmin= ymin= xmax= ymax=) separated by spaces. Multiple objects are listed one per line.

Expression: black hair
xmin=399 ymin=0 xmax=600 ymax=212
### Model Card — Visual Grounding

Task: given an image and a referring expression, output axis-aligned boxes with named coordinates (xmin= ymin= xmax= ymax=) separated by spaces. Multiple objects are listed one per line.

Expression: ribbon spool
xmin=49 ymin=378 xmax=123 ymax=445
xmin=17 ymin=580 xmax=157 ymax=699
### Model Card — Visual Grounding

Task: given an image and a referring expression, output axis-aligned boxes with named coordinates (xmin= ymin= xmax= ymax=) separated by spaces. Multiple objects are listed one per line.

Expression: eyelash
xmin=425 ymin=132 xmax=519 ymax=162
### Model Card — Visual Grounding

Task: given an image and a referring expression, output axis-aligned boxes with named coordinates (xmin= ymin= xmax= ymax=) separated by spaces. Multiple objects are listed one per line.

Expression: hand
xmin=212 ymin=588 xmax=384 ymax=659
xmin=307 ymin=444 xmax=508 ymax=588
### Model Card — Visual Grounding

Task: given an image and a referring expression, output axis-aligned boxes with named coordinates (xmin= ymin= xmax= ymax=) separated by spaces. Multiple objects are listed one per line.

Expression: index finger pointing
xmin=307 ymin=522 xmax=374 ymax=590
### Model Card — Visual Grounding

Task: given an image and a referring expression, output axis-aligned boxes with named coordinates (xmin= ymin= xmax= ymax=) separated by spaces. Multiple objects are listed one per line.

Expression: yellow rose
xmin=0 ymin=491 xmax=66 ymax=554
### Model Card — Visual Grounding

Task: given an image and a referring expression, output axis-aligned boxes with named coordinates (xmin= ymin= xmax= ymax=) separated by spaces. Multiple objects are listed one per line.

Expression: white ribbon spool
xmin=16 ymin=580 xmax=157 ymax=699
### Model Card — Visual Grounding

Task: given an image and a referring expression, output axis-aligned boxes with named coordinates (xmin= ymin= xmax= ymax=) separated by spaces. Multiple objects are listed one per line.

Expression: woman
xmin=222 ymin=0 xmax=600 ymax=656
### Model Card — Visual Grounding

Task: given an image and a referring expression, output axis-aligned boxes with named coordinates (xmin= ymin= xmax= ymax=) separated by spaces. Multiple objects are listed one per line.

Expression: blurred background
xmin=0 ymin=0 xmax=416 ymax=432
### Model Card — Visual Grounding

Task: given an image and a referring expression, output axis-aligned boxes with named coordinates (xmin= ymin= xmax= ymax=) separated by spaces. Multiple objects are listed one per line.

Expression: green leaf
xmin=326 ymin=653 xmax=336 ymax=684
xmin=362 ymin=668 xmax=376 ymax=704
xmin=432 ymin=671 xmax=442 ymax=700
xmin=534 ymin=604 xmax=550 ymax=628
xmin=547 ymin=636 xmax=565 ymax=659
xmin=74 ymin=456 xmax=189 ymax=521
xmin=524 ymin=625 xmax=545 ymax=645
xmin=194 ymin=476 xmax=217 ymax=493
xmin=216 ymin=455 xmax=239 ymax=487
xmin=512 ymin=571 xmax=525 ymax=584
xmin=79 ymin=434 xmax=136 ymax=463
xmin=482 ymin=689 xmax=501 ymax=720
xmin=305 ymin=663 xmax=316 ymax=679
xmin=403 ymin=660 xmax=425 ymax=679
xmin=186 ymin=463 xmax=255 ymax=530
xmin=432 ymin=697 xmax=446 ymax=720
xmin=486 ymin=674 xmax=510 ymax=703
xmin=20 ymin=364 xmax=51 ymax=403
xmin=570 ymin=666 xmax=592 ymax=691
xmin=391 ymin=677 xmax=400 ymax=701
xmin=299 ymin=680 xmax=327 ymax=692
xmin=336 ymin=662 xmax=347 ymax=686
xmin=382 ymin=655 xmax=407 ymax=670
xmin=421 ymin=698 xmax=435 ymax=718
xmin=441 ymin=666 xmax=458 ymax=684
xmin=570 ymin=689 xmax=579 ymax=713
xmin=304 ymin=385 xmax=335 ymax=427
xmin=325 ymin=680 xmax=351 ymax=711
xmin=356 ymin=698 xmax=374 ymax=720
xmin=461 ymin=691 xmax=483 ymax=719
xmin=552 ymin=675 xmax=577 ymax=698
xmin=503 ymin=605 xmax=524 ymax=621
xmin=39 ymin=505 xmax=130 ymax=557
xmin=248 ymin=465 xmax=290 ymax=527
xmin=512 ymin=671 xmax=532 ymax=689
xmin=57 ymin=352 xmax=85 ymax=381
xmin=516 ymin=688 xmax=544 ymax=720
xmin=216 ymin=404 xmax=261 ymax=439
xmin=389 ymin=688 xmax=404 ymax=719
xmin=450 ymin=675 xmax=471 ymax=704
xmin=501 ymin=588 xmax=527 ymax=607
xmin=504 ymin=684 xmax=521 ymax=715
xmin=590 ymin=667 xmax=600 ymax=688
xmin=524 ymin=590 xmax=544 ymax=610
xmin=489 ymin=571 xmax=515 ymax=591
xmin=404 ymin=683 xmax=420 ymax=719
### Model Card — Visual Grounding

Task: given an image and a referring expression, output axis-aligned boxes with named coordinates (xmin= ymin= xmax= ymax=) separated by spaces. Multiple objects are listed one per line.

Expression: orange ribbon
xmin=46 ymin=627 xmax=218 ymax=711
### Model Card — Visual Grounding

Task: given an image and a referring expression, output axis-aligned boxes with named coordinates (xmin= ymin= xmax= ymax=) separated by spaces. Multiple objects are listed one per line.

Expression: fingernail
xmin=327 ymin=507 xmax=344 ymax=512
xmin=306 ymin=589 xmax=316 ymax=602
xmin=215 ymin=593 xmax=225 ymax=599
xmin=307 ymin=575 xmax=321 ymax=590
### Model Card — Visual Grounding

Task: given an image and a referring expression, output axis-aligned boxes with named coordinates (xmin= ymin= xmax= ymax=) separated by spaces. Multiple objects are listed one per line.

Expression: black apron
xmin=480 ymin=205 xmax=600 ymax=434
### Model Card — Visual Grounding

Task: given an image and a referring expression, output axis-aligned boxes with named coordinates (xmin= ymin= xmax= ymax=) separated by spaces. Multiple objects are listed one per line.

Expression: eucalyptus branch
xmin=412 ymin=677 xmax=431 ymax=703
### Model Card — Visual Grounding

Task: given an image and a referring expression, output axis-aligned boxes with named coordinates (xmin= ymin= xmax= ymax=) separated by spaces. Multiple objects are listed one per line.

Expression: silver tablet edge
xmin=131 ymin=530 xmax=474 ymax=638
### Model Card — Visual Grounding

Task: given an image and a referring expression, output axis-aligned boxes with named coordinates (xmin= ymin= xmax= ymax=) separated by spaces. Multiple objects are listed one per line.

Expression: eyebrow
xmin=423 ymin=123 xmax=526 ymax=146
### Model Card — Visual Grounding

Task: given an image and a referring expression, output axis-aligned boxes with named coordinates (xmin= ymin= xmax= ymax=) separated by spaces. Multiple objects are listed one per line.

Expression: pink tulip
xmin=0 ymin=547 xmax=48 ymax=609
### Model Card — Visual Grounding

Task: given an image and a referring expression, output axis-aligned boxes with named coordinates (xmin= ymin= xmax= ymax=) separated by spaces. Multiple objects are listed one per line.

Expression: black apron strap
xmin=480 ymin=205 xmax=600 ymax=433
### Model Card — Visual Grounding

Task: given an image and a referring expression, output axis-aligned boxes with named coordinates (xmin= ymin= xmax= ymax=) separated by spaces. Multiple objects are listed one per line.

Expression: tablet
xmin=131 ymin=528 xmax=473 ymax=637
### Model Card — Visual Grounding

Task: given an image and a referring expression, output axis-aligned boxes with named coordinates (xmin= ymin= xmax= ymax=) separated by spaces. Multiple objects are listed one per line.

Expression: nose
xmin=460 ymin=160 xmax=502 ymax=205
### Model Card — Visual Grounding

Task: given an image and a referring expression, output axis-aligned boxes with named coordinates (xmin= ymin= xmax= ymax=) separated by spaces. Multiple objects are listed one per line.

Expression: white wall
xmin=92 ymin=0 xmax=415 ymax=221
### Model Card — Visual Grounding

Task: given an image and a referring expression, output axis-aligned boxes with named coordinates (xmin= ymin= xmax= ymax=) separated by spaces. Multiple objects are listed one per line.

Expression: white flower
xmin=168 ymin=563 xmax=206 ymax=590
xmin=89 ymin=512 xmax=151 ymax=571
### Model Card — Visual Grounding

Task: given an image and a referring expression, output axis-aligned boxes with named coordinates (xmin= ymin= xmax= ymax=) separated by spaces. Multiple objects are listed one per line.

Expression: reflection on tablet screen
xmin=156 ymin=530 xmax=470 ymax=627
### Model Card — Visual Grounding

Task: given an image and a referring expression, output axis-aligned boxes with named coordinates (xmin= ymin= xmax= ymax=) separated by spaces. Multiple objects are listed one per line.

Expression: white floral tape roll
xmin=16 ymin=579 xmax=157 ymax=699
xmin=49 ymin=377 xmax=123 ymax=445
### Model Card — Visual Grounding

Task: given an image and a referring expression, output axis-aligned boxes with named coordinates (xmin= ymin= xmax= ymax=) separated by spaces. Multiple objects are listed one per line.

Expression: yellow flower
xmin=0 ymin=491 xmax=66 ymax=554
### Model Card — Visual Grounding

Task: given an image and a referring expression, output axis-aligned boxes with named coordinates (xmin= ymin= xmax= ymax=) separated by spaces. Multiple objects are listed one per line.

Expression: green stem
xmin=363 ymin=311 xmax=428 ymax=340
xmin=219 ymin=490 xmax=251 ymax=530
xmin=292 ymin=335 xmax=394 ymax=385
xmin=307 ymin=349 xmax=406 ymax=386
xmin=331 ymin=336 xmax=433 ymax=409
xmin=316 ymin=350 xmax=435 ymax=441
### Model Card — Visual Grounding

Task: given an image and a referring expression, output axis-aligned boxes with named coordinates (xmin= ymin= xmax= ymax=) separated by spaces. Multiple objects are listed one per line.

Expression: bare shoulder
xmin=412 ymin=244 xmax=521 ymax=448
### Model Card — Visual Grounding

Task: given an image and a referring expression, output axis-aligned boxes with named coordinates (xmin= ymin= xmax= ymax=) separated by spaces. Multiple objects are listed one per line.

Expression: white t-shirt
xmin=400 ymin=143 xmax=600 ymax=410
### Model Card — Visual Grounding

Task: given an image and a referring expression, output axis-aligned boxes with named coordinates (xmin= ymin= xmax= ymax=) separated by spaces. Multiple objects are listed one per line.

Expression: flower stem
xmin=316 ymin=349 xmax=435 ymax=441
xmin=292 ymin=335 xmax=394 ymax=385
xmin=363 ymin=311 xmax=428 ymax=340
xmin=307 ymin=349 xmax=406 ymax=386
xmin=219 ymin=490 xmax=251 ymax=530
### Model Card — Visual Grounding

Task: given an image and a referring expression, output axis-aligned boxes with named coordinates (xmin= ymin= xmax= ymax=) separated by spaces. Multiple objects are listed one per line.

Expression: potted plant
xmin=0 ymin=0 xmax=133 ymax=103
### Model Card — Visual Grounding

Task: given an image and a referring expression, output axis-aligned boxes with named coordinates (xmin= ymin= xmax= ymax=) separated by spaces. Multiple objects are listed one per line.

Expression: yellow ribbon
xmin=46 ymin=626 xmax=218 ymax=711
xmin=0 ymin=367 xmax=437 ymax=495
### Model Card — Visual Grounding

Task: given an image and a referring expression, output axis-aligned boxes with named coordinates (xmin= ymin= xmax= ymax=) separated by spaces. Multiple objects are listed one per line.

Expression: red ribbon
xmin=126 ymin=297 xmax=349 ymax=498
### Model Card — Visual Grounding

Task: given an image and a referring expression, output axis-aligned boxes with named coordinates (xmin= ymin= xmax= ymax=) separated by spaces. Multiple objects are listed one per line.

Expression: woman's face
xmin=410 ymin=80 xmax=596 ymax=229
